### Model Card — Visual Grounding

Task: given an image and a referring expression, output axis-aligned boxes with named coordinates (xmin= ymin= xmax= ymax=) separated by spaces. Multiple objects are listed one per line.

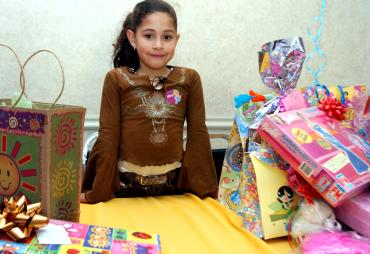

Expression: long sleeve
xmin=177 ymin=70 xmax=218 ymax=197
xmin=82 ymin=71 xmax=121 ymax=203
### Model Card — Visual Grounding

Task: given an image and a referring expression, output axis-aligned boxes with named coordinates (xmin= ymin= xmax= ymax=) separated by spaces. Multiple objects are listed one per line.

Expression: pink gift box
xmin=257 ymin=107 xmax=370 ymax=207
xmin=335 ymin=189 xmax=370 ymax=238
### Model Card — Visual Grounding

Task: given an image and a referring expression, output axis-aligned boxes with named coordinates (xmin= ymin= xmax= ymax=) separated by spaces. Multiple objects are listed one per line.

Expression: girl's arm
xmin=178 ymin=70 xmax=218 ymax=198
xmin=82 ymin=71 xmax=121 ymax=203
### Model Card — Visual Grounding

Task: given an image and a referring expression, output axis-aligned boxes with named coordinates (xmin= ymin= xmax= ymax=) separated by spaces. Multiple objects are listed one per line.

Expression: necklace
xmin=149 ymin=118 xmax=168 ymax=146
xmin=128 ymin=66 xmax=174 ymax=146
xmin=133 ymin=67 xmax=173 ymax=90
xmin=150 ymin=76 xmax=167 ymax=90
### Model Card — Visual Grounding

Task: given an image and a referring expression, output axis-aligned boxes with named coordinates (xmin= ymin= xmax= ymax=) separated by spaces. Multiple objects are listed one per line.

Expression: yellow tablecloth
xmin=80 ymin=193 xmax=290 ymax=254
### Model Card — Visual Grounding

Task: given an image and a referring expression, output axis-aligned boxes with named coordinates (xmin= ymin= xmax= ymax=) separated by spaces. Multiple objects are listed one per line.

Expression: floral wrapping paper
xmin=218 ymin=122 xmax=263 ymax=238
xmin=218 ymin=121 xmax=292 ymax=239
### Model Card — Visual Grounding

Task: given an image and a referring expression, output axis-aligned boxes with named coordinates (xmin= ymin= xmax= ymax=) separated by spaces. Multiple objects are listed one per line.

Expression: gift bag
xmin=218 ymin=122 xmax=293 ymax=239
xmin=0 ymin=45 xmax=86 ymax=221
xmin=218 ymin=122 xmax=263 ymax=238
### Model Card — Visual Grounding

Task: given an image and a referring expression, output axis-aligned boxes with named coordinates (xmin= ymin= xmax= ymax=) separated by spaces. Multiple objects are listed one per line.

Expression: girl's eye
xmin=144 ymin=34 xmax=153 ymax=39
xmin=163 ymin=35 xmax=173 ymax=40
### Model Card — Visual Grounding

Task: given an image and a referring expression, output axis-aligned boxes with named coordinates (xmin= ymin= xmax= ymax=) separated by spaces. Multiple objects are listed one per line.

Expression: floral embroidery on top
xmin=119 ymin=67 xmax=187 ymax=146
xmin=136 ymin=92 xmax=175 ymax=146
xmin=117 ymin=68 xmax=135 ymax=86
xmin=137 ymin=92 xmax=175 ymax=119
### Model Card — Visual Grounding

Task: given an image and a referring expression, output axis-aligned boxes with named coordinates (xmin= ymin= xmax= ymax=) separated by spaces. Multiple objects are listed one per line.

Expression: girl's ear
xmin=126 ymin=29 xmax=136 ymax=48
xmin=173 ymin=33 xmax=180 ymax=47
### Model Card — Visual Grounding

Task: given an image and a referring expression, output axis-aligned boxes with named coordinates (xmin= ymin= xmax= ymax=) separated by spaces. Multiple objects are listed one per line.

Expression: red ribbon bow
xmin=317 ymin=96 xmax=346 ymax=120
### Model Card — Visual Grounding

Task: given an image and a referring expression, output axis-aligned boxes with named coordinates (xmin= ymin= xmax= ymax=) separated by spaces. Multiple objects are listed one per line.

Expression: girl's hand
xmin=80 ymin=193 xmax=89 ymax=203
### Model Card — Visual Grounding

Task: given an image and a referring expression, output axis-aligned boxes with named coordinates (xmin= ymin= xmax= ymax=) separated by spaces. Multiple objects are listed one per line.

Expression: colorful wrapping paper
xmin=0 ymin=219 xmax=161 ymax=253
xmin=218 ymin=122 xmax=292 ymax=239
xmin=218 ymin=122 xmax=263 ymax=238
xmin=249 ymin=37 xmax=306 ymax=130
xmin=302 ymin=84 xmax=368 ymax=139
xmin=258 ymin=107 xmax=370 ymax=207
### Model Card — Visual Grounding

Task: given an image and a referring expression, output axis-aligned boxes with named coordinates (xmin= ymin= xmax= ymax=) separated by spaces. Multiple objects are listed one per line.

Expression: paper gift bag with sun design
xmin=0 ymin=47 xmax=86 ymax=222
xmin=0 ymin=105 xmax=85 ymax=222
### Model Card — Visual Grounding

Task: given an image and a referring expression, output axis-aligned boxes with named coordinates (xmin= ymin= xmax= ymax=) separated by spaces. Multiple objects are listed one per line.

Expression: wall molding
xmin=84 ymin=116 xmax=234 ymax=133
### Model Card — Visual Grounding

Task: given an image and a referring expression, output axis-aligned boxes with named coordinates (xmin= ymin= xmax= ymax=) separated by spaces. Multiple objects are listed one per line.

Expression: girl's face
xmin=128 ymin=12 xmax=179 ymax=75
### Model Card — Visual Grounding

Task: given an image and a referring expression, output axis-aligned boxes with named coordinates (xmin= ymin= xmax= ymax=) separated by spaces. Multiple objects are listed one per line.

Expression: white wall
xmin=1 ymin=0 xmax=369 ymax=132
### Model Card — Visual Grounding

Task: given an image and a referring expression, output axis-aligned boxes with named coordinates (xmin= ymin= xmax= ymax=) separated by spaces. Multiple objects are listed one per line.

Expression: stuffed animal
xmin=290 ymin=199 xmax=341 ymax=241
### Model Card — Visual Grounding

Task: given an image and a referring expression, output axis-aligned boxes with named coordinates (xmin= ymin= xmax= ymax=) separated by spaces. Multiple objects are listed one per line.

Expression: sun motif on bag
xmin=55 ymin=199 xmax=77 ymax=221
xmin=0 ymin=135 xmax=39 ymax=199
xmin=53 ymin=116 xmax=78 ymax=155
xmin=51 ymin=159 xmax=76 ymax=198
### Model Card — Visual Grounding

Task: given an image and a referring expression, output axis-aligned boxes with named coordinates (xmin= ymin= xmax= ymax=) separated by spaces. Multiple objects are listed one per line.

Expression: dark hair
xmin=277 ymin=186 xmax=294 ymax=210
xmin=277 ymin=186 xmax=294 ymax=201
xmin=113 ymin=0 xmax=177 ymax=69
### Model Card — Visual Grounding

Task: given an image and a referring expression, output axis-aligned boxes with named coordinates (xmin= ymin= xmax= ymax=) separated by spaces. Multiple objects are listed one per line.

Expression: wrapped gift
xmin=249 ymin=37 xmax=307 ymax=130
xmin=302 ymin=84 xmax=368 ymax=136
xmin=0 ymin=219 xmax=161 ymax=253
xmin=249 ymin=142 xmax=294 ymax=239
xmin=257 ymin=107 xmax=370 ymax=207
xmin=218 ymin=122 xmax=293 ymax=239
xmin=335 ymin=189 xmax=370 ymax=238
xmin=218 ymin=122 xmax=264 ymax=238
xmin=219 ymin=37 xmax=306 ymax=239
xmin=0 ymin=45 xmax=85 ymax=221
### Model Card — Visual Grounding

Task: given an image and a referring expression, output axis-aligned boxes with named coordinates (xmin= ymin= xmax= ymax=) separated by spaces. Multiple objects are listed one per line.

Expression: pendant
xmin=151 ymin=76 xmax=166 ymax=90
xmin=149 ymin=130 xmax=168 ymax=146
xmin=153 ymin=82 xmax=164 ymax=90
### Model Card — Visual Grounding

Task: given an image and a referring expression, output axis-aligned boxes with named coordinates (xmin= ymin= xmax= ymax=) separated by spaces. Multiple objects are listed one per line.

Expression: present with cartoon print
xmin=0 ymin=46 xmax=86 ymax=221
xmin=257 ymin=107 xmax=370 ymax=207
xmin=302 ymin=84 xmax=368 ymax=138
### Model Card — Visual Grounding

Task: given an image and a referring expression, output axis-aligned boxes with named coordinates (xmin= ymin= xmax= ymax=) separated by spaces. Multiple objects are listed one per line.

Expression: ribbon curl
xmin=0 ymin=196 xmax=48 ymax=241
xmin=234 ymin=90 xmax=272 ymax=108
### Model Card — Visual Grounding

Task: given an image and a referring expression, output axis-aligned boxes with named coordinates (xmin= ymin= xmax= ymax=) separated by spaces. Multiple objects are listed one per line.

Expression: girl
xmin=81 ymin=0 xmax=218 ymax=203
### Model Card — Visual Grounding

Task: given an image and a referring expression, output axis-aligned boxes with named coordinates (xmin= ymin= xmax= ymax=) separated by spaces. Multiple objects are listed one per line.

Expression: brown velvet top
xmin=82 ymin=66 xmax=218 ymax=203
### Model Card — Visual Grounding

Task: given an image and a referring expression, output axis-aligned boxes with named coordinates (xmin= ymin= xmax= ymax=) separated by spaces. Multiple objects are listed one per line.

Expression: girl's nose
xmin=152 ymin=38 xmax=163 ymax=49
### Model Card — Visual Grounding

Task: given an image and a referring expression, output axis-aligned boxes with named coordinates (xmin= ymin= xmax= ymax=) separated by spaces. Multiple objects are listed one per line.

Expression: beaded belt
xmin=135 ymin=174 xmax=168 ymax=185
xmin=119 ymin=169 xmax=178 ymax=186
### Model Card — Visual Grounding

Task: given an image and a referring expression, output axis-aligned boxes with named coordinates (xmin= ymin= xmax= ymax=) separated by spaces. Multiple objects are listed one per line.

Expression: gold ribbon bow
xmin=0 ymin=195 xmax=49 ymax=241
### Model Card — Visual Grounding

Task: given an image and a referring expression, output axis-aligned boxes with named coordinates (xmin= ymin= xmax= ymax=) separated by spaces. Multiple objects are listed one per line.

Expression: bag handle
xmin=22 ymin=49 xmax=65 ymax=109
xmin=336 ymin=84 xmax=346 ymax=105
xmin=0 ymin=43 xmax=26 ymax=108
xmin=314 ymin=83 xmax=330 ymax=102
